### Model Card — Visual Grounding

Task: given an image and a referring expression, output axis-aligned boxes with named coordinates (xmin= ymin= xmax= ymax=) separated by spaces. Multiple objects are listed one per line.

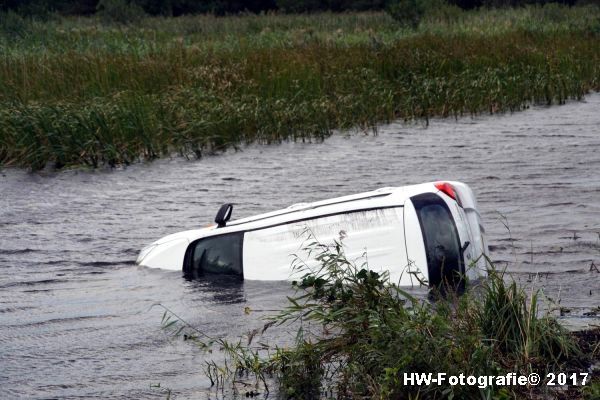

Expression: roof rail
xmin=227 ymin=192 xmax=392 ymax=227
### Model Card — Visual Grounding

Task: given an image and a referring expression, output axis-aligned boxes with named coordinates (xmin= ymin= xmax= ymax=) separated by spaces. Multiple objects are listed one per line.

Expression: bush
xmin=96 ymin=0 xmax=146 ymax=24
xmin=276 ymin=0 xmax=325 ymax=13
xmin=386 ymin=0 xmax=425 ymax=28
xmin=424 ymin=0 xmax=464 ymax=24
xmin=540 ymin=2 xmax=569 ymax=23
xmin=386 ymin=0 xmax=459 ymax=28
xmin=0 ymin=10 xmax=30 ymax=38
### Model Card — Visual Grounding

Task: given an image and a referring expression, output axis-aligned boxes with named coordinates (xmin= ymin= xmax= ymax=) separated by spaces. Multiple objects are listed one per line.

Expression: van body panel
xmin=137 ymin=237 xmax=189 ymax=270
xmin=448 ymin=181 xmax=478 ymax=211
xmin=464 ymin=209 xmax=488 ymax=275
xmin=243 ymin=208 xmax=411 ymax=283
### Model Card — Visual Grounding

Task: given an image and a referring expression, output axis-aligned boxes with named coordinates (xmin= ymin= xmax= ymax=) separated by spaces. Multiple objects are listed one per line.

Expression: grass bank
xmin=1 ymin=5 xmax=600 ymax=170
xmin=161 ymin=239 xmax=600 ymax=399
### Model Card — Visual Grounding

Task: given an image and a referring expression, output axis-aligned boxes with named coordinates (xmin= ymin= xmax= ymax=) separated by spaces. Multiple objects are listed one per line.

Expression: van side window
xmin=411 ymin=193 xmax=462 ymax=289
xmin=187 ymin=233 xmax=243 ymax=277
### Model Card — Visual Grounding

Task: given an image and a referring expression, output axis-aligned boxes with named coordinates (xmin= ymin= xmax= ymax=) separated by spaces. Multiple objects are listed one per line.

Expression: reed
xmin=159 ymin=237 xmax=596 ymax=399
xmin=1 ymin=5 xmax=599 ymax=170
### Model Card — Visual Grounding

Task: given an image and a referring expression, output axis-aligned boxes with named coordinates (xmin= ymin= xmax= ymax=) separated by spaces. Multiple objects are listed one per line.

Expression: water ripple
xmin=1 ymin=94 xmax=600 ymax=398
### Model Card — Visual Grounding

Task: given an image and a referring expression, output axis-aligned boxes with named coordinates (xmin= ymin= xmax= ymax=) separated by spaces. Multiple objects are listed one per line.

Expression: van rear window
xmin=187 ymin=233 xmax=243 ymax=277
xmin=411 ymin=193 xmax=462 ymax=288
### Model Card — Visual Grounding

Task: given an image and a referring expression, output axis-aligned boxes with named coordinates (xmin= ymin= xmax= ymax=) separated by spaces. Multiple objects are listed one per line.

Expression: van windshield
xmin=188 ymin=233 xmax=243 ymax=277
xmin=411 ymin=193 xmax=462 ymax=289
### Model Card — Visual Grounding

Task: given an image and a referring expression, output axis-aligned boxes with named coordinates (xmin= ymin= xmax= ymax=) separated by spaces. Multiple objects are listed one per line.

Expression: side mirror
xmin=215 ymin=203 xmax=233 ymax=228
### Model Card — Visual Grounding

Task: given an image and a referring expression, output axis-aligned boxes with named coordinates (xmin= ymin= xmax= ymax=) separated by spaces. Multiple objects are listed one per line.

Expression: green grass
xmin=1 ymin=5 xmax=600 ymax=170
xmin=160 ymin=237 xmax=598 ymax=399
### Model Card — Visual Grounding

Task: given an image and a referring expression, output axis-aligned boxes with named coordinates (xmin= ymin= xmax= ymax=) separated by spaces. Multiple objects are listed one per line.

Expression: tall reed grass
xmin=1 ymin=5 xmax=599 ymax=170
xmin=160 ymin=237 xmax=596 ymax=399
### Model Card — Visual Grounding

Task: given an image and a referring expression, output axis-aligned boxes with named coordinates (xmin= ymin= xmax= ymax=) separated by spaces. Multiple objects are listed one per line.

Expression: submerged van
xmin=136 ymin=181 xmax=489 ymax=287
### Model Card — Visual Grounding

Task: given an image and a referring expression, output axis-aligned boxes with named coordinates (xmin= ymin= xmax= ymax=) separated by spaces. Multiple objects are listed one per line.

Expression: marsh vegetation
xmin=1 ymin=5 xmax=599 ymax=170
xmin=161 ymin=238 xmax=600 ymax=399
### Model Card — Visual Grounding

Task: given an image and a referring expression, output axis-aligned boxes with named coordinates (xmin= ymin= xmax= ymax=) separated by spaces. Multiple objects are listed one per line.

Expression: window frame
xmin=184 ymin=231 xmax=245 ymax=278
xmin=410 ymin=192 xmax=464 ymax=289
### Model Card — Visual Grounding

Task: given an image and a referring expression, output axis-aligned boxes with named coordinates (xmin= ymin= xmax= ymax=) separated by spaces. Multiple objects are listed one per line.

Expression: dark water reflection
xmin=1 ymin=94 xmax=600 ymax=398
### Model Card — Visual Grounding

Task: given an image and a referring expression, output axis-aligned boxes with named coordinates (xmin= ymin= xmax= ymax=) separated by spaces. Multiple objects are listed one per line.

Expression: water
xmin=1 ymin=94 xmax=600 ymax=398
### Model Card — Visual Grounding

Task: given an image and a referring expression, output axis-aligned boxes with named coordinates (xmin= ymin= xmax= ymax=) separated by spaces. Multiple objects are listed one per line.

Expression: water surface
xmin=1 ymin=94 xmax=599 ymax=398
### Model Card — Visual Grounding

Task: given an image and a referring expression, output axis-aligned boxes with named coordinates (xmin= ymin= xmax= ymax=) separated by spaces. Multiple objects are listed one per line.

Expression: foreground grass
xmin=1 ymin=6 xmax=599 ymax=170
xmin=161 ymin=239 xmax=599 ymax=399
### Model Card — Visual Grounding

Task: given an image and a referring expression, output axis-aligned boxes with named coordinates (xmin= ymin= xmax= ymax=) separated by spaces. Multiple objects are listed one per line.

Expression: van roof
xmin=152 ymin=181 xmax=469 ymax=245
xmin=228 ymin=187 xmax=395 ymax=227
xmin=222 ymin=182 xmax=438 ymax=232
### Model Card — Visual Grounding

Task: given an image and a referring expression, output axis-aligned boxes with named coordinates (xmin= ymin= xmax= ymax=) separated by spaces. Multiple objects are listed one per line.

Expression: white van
xmin=136 ymin=181 xmax=488 ymax=287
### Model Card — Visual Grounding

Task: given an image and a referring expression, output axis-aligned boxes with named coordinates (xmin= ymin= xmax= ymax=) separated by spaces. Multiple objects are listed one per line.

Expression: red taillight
xmin=434 ymin=182 xmax=462 ymax=206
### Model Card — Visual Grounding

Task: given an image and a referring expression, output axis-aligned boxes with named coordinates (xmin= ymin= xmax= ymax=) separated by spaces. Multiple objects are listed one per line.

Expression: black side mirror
xmin=215 ymin=204 xmax=233 ymax=228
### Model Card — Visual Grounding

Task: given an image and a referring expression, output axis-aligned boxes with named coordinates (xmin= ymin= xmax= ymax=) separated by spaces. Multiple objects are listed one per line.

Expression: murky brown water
xmin=1 ymin=94 xmax=599 ymax=398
